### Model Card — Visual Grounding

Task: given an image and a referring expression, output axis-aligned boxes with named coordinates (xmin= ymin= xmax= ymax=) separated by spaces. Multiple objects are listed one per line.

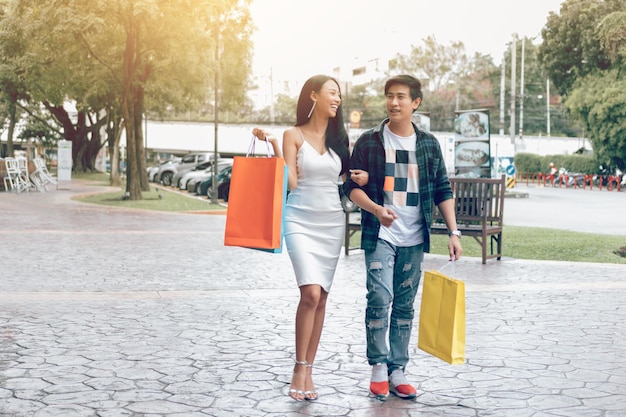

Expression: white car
xmin=147 ymin=158 xmax=180 ymax=182
xmin=173 ymin=160 xmax=213 ymax=189
xmin=156 ymin=152 xmax=220 ymax=186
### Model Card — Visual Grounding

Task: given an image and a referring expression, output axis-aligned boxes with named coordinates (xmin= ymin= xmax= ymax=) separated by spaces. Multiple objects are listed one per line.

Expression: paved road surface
xmin=0 ymin=181 xmax=624 ymax=416
xmin=505 ymin=183 xmax=625 ymax=235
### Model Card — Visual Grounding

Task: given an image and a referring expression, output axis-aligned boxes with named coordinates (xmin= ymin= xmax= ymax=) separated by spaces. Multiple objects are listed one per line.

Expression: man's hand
xmin=376 ymin=206 xmax=398 ymax=227
xmin=447 ymin=236 xmax=463 ymax=261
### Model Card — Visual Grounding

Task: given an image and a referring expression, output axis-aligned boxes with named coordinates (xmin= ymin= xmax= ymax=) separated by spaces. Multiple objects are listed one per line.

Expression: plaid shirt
xmin=343 ymin=119 xmax=453 ymax=252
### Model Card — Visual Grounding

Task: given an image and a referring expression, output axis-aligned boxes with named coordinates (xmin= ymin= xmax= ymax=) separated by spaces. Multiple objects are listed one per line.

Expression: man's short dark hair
xmin=384 ymin=74 xmax=423 ymax=101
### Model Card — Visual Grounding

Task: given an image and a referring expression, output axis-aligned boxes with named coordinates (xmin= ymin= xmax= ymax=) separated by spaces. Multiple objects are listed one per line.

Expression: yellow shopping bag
xmin=418 ymin=270 xmax=465 ymax=364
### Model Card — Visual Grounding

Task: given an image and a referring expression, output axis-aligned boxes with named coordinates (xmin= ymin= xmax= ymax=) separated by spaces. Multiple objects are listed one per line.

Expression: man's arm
xmin=437 ymin=198 xmax=463 ymax=261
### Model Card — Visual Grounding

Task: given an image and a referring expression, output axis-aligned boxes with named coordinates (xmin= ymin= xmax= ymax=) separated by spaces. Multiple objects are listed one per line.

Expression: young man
xmin=343 ymin=74 xmax=462 ymax=400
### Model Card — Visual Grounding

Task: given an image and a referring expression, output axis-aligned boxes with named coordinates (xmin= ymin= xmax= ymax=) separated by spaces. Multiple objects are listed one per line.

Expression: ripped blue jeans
xmin=365 ymin=239 xmax=424 ymax=372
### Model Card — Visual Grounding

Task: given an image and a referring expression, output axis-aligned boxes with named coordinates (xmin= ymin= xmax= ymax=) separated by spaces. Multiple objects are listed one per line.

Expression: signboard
xmin=444 ymin=136 xmax=455 ymax=176
xmin=57 ymin=140 xmax=72 ymax=182
xmin=349 ymin=110 xmax=361 ymax=129
xmin=453 ymin=109 xmax=491 ymax=178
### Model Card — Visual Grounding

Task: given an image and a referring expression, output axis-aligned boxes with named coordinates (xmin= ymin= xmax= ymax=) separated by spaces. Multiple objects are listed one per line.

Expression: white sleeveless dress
xmin=284 ymin=134 xmax=345 ymax=293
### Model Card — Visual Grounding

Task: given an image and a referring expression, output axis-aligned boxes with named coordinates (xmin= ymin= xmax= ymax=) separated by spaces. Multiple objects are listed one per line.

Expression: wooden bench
xmin=431 ymin=175 xmax=506 ymax=264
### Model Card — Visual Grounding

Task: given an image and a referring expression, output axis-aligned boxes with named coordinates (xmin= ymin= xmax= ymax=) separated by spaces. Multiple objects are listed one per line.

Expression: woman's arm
xmin=282 ymin=128 xmax=300 ymax=191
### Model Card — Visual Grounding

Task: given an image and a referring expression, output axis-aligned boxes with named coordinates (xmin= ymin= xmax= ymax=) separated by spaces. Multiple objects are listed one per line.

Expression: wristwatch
xmin=449 ymin=230 xmax=462 ymax=238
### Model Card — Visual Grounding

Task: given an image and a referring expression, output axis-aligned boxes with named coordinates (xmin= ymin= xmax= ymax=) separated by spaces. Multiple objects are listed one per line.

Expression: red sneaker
xmin=369 ymin=380 xmax=389 ymax=400
xmin=389 ymin=370 xmax=417 ymax=399
xmin=369 ymin=363 xmax=389 ymax=400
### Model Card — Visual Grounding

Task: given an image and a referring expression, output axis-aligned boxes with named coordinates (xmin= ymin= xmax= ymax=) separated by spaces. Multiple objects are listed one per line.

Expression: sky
xmin=248 ymin=0 xmax=565 ymax=102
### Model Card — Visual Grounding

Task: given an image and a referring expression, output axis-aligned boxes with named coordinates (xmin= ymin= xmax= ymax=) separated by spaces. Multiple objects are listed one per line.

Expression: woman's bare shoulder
xmin=283 ymin=127 xmax=302 ymax=144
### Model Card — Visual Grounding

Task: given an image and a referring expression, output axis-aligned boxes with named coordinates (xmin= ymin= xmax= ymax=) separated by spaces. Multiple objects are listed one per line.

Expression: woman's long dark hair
xmin=295 ymin=74 xmax=349 ymax=175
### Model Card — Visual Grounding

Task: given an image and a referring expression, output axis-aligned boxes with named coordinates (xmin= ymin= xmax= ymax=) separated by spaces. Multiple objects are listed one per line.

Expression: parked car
xmin=172 ymin=160 xmax=213 ymax=189
xmin=178 ymin=160 xmax=225 ymax=191
xmin=148 ymin=158 xmax=180 ymax=182
xmin=187 ymin=159 xmax=233 ymax=195
xmin=198 ymin=163 xmax=233 ymax=199
xmin=156 ymin=152 xmax=220 ymax=186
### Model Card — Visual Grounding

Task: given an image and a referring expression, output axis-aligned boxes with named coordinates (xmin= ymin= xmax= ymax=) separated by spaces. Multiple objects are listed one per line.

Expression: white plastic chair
xmin=16 ymin=157 xmax=36 ymax=192
xmin=3 ymin=157 xmax=30 ymax=193
xmin=32 ymin=157 xmax=57 ymax=187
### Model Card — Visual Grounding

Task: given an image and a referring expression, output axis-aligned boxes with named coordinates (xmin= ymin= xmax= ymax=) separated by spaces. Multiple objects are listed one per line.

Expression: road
xmin=505 ymin=183 xmax=625 ymax=236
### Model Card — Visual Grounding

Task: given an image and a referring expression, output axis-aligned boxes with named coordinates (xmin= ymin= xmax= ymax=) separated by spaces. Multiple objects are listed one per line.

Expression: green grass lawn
xmin=73 ymin=172 xmax=625 ymax=264
xmin=73 ymin=172 xmax=225 ymax=213
xmin=349 ymin=228 xmax=626 ymax=264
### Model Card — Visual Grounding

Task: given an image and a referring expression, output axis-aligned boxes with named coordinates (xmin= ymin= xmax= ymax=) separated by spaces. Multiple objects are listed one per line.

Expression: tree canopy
xmin=540 ymin=0 xmax=626 ymax=170
xmin=0 ymin=0 xmax=253 ymax=199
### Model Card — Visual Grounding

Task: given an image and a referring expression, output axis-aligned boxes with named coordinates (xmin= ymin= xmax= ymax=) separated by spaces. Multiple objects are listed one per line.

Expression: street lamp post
xmin=211 ymin=27 xmax=220 ymax=205
xmin=510 ymin=34 xmax=517 ymax=152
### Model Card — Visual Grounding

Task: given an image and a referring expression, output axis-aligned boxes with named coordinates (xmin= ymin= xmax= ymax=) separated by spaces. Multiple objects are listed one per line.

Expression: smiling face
xmin=385 ymin=83 xmax=421 ymax=126
xmin=313 ymin=79 xmax=342 ymax=118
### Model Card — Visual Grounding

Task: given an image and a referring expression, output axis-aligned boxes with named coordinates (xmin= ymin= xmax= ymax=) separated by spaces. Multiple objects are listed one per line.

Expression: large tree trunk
xmin=135 ymin=86 xmax=149 ymax=191
xmin=107 ymin=109 xmax=124 ymax=187
xmin=120 ymin=6 xmax=145 ymax=200
xmin=122 ymin=96 xmax=142 ymax=200
xmin=44 ymin=103 xmax=106 ymax=173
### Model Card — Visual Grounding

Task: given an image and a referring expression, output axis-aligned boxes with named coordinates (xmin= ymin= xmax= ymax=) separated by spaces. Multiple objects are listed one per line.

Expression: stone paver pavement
xmin=1 ymin=181 xmax=625 ymax=416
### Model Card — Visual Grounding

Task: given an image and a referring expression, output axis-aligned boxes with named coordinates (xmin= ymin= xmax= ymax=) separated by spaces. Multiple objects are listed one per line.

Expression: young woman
xmin=253 ymin=74 xmax=349 ymax=401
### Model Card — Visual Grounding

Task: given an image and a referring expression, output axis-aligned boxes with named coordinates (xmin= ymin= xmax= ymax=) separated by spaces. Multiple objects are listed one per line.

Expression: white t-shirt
xmin=378 ymin=124 xmax=424 ymax=247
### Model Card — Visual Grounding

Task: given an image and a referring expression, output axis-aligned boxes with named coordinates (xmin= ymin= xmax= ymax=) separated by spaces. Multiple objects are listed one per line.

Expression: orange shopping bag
xmin=224 ymin=136 xmax=287 ymax=253
xmin=418 ymin=269 xmax=465 ymax=364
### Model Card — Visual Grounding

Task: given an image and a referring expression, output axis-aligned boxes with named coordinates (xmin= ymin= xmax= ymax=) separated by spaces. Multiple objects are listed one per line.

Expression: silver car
xmin=156 ymin=152 xmax=219 ymax=186
xmin=186 ymin=159 xmax=233 ymax=195
xmin=147 ymin=158 xmax=180 ymax=182
xmin=173 ymin=160 xmax=213 ymax=189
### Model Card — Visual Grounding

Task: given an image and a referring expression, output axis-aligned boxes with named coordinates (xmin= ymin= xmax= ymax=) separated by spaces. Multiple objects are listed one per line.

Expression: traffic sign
xmin=505 ymin=165 xmax=516 ymax=176
xmin=507 ymin=176 xmax=516 ymax=189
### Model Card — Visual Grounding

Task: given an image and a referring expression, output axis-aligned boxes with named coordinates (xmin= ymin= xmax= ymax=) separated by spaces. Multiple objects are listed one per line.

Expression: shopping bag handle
xmin=246 ymin=134 xmax=272 ymax=158
xmin=438 ymin=260 xmax=456 ymax=274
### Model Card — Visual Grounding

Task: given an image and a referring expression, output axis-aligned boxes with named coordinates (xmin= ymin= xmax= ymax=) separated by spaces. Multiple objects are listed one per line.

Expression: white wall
xmin=130 ymin=121 xmax=592 ymax=159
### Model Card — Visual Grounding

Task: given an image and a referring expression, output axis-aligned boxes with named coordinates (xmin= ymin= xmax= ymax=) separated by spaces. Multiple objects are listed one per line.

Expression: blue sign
xmin=505 ymin=165 xmax=516 ymax=176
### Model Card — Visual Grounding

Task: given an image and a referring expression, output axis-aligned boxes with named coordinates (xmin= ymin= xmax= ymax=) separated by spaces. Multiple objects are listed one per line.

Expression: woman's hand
xmin=252 ymin=127 xmax=275 ymax=142
xmin=350 ymin=169 xmax=369 ymax=187
xmin=252 ymin=127 xmax=282 ymax=158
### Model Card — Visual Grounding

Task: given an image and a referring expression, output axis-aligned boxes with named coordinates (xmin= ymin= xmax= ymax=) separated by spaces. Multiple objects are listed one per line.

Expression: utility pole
xmin=499 ymin=53 xmax=505 ymax=135
xmin=269 ymin=67 xmax=275 ymax=124
xmin=509 ymin=34 xmax=517 ymax=151
xmin=519 ymin=37 xmax=525 ymax=140
xmin=546 ymin=79 xmax=551 ymax=137
xmin=212 ymin=28 xmax=220 ymax=204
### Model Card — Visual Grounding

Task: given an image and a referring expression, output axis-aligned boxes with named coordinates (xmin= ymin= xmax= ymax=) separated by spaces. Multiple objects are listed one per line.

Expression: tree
xmin=565 ymin=11 xmax=626 ymax=171
xmin=2 ymin=0 xmax=253 ymax=200
xmin=597 ymin=11 xmax=626 ymax=65
xmin=539 ymin=0 xmax=626 ymax=168
xmin=343 ymin=80 xmax=386 ymax=129
xmin=538 ymin=0 xmax=624 ymax=96
xmin=391 ymin=36 xmax=498 ymax=131
xmin=254 ymin=93 xmax=297 ymax=125
xmin=0 ymin=0 xmax=30 ymax=158
xmin=499 ymin=37 xmax=579 ymax=137
xmin=566 ymin=70 xmax=626 ymax=170
xmin=3 ymin=1 xmax=121 ymax=174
